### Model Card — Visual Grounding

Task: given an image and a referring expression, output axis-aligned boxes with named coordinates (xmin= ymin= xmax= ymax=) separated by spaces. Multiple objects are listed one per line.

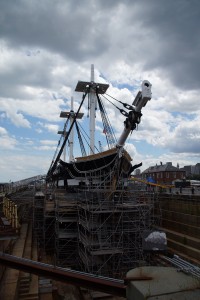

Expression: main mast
xmin=89 ymin=64 xmax=96 ymax=154
xmin=75 ymin=64 xmax=109 ymax=156
xmin=69 ymin=96 xmax=74 ymax=161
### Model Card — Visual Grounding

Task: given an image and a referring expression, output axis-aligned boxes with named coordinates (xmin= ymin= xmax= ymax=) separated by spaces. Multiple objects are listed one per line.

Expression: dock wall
xmin=158 ymin=193 xmax=200 ymax=265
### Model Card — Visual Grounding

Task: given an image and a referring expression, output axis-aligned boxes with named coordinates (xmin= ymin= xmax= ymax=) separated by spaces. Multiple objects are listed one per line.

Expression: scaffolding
xmin=77 ymin=188 xmax=123 ymax=278
xmin=76 ymin=189 xmax=159 ymax=278
xmin=43 ymin=192 xmax=55 ymax=254
xmin=33 ymin=191 xmax=45 ymax=247
xmin=33 ymin=159 xmax=160 ymax=278
xmin=74 ymin=157 xmax=160 ymax=279
xmin=54 ymin=190 xmax=78 ymax=268
xmin=33 ymin=189 xmax=55 ymax=255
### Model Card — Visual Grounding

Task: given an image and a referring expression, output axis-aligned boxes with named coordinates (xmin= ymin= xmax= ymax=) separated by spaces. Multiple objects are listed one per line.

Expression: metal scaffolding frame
xmin=75 ymin=162 xmax=160 ymax=279
xmin=77 ymin=188 xmax=124 ymax=278
xmin=33 ymin=192 xmax=45 ymax=248
xmin=33 ymin=189 xmax=55 ymax=257
xmin=33 ymin=161 xmax=160 ymax=279
xmin=54 ymin=190 xmax=78 ymax=267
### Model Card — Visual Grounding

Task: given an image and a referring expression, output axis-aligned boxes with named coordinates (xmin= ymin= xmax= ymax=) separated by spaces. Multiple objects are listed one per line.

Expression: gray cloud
xmin=136 ymin=0 xmax=200 ymax=90
xmin=0 ymin=0 xmax=110 ymax=61
xmin=1 ymin=0 xmax=199 ymax=91
xmin=0 ymin=55 xmax=52 ymax=98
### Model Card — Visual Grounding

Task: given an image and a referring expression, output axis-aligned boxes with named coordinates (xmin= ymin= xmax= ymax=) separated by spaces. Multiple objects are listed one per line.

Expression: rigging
xmin=47 ymin=89 xmax=89 ymax=179
xmin=96 ymin=93 xmax=116 ymax=149
xmin=77 ymin=121 xmax=100 ymax=155
xmin=74 ymin=120 xmax=87 ymax=157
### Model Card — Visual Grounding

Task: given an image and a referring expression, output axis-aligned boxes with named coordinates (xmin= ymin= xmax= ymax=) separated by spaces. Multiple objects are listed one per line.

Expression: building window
xmin=166 ymin=172 xmax=169 ymax=178
xmin=160 ymin=172 xmax=163 ymax=178
xmin=174 ymin=172 xmax=176 ymax=178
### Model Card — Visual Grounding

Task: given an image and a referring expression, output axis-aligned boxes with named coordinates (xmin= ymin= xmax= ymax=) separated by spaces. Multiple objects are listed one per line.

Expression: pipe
xmin=0 ymin=253 xmax=126 ymax=297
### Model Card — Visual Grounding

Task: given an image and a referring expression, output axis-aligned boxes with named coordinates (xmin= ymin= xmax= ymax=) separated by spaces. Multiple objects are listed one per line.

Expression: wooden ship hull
xmin=51 ymin=148 xmax=133 ymax=192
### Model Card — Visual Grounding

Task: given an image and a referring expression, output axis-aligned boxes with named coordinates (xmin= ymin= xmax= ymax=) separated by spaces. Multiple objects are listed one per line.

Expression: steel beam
xmin=0 ymin=252 xmax=126 ymax=297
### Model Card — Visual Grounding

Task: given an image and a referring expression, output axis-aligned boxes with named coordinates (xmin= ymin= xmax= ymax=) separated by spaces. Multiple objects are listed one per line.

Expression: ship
xmin=47 ymin=65 xmax=152 ymax=189
xmin=1 ymin=66 xmax=200 ymax=299
xmin=43 ymin=65 xmax=156 ymax=279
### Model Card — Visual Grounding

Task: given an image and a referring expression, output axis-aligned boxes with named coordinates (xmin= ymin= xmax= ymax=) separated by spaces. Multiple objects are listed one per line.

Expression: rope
xmin=105 ymin=92 xmax=134 ymax=111
xmin=47 ymin=89 xmax=89 ymax=178
xmin=101 ymin=94 xmax=129 ymax=117
xmin=72 ymin=150 xmax=119 ymax=174
xmin=77 ymin=122 xmax=100 ymax=154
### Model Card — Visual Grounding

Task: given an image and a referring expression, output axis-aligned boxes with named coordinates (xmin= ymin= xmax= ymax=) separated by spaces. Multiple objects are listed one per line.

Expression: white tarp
xmin=145 ymin=231 xmax=167 ymax=245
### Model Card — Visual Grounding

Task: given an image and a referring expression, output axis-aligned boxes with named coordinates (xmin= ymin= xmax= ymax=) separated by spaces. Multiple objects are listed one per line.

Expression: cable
xmin=47 ymin=89 xmax=89 ymax=178
xmin=105 ymin=92 xmax=134 ymax=110
xmin=74 ymin=120 xmax=86 ymax=157
xmin=77 ymin=121 xmax=100 ymax=154
xmin=101 ymin=94 xmax=129 ymax=117
xmin=96 ymin=93 xmax=116 ymax=148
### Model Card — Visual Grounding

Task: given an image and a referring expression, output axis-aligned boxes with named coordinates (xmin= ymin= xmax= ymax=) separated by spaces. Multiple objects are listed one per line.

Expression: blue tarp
xmin=147 ymin=177 xmax=155 ymax=183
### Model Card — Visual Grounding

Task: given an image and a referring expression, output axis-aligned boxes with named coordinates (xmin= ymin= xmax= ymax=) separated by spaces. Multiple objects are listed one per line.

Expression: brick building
xmin=142 ymin=162 xmax=186 ymax=185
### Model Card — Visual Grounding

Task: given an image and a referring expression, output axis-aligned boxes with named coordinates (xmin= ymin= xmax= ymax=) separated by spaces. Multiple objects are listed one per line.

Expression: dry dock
xmin=0 ymin=187 xmax=200 ymax=299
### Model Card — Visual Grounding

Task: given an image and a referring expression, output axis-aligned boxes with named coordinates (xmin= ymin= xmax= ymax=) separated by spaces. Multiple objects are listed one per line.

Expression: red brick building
xmin=142 ymin=162 xmax=186 ymax=185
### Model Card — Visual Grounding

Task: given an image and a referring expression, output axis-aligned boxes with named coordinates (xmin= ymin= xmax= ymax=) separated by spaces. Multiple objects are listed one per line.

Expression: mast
xmin=69 ymin=96 xmax=74 ymax=162
xmin=75 ymin=65 xmax=109 ymax=155
xmin=59 ymin=98 xmax=83 ymax=162
xmin=63 ymin=131 xmax=67 ymax=162
xmin=89 ymin=64 xmax=96 ymax=154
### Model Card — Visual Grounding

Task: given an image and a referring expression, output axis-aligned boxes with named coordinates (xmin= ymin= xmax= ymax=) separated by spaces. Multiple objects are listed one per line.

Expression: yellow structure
xmin=3 ymin=198 xmax=19 ymax=230
xmin=130 ymin=177 xmax=174 ymax=189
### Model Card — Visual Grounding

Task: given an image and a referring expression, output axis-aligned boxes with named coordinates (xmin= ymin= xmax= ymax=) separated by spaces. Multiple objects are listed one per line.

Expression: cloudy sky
xmin=0 ymin=0 xmax=200 ymax=182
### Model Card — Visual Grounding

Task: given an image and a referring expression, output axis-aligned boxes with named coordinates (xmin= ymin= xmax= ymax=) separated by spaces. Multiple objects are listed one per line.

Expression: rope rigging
xmin=47 ymin=82 xmax=141 ymax=179
xmin=77 ymin=121 xmax=100 ymax=154
xmin=105 ymin=92 xmax=135 ymax=111
xmin=102 ymin=93 xmax=142 ymax=131
xmin=47 ymin=89 xmax=89 ymax=178
xmin=75 ymin=119 xmax=121 ymax=174
xmin=46 ymin=71 xmax=152 ymax=185
xmin=101 ymin=93 xmax=129 ymax=117
xmin=96 ymin=92 xmax=116 ymax=148
xmin=72 ymin=151 xmax=119 ymax=174
xmin=48 ymin=117 xmax=70 ymax=171
xmin=74 ymin=120 xmax=86 ymax=157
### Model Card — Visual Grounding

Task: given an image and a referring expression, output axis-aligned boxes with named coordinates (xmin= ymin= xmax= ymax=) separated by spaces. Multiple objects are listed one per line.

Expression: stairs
xmin=17 ymin=223 xmax=39 ymax=300
xmin=18 ymin=275 xmax=38 ymax=300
